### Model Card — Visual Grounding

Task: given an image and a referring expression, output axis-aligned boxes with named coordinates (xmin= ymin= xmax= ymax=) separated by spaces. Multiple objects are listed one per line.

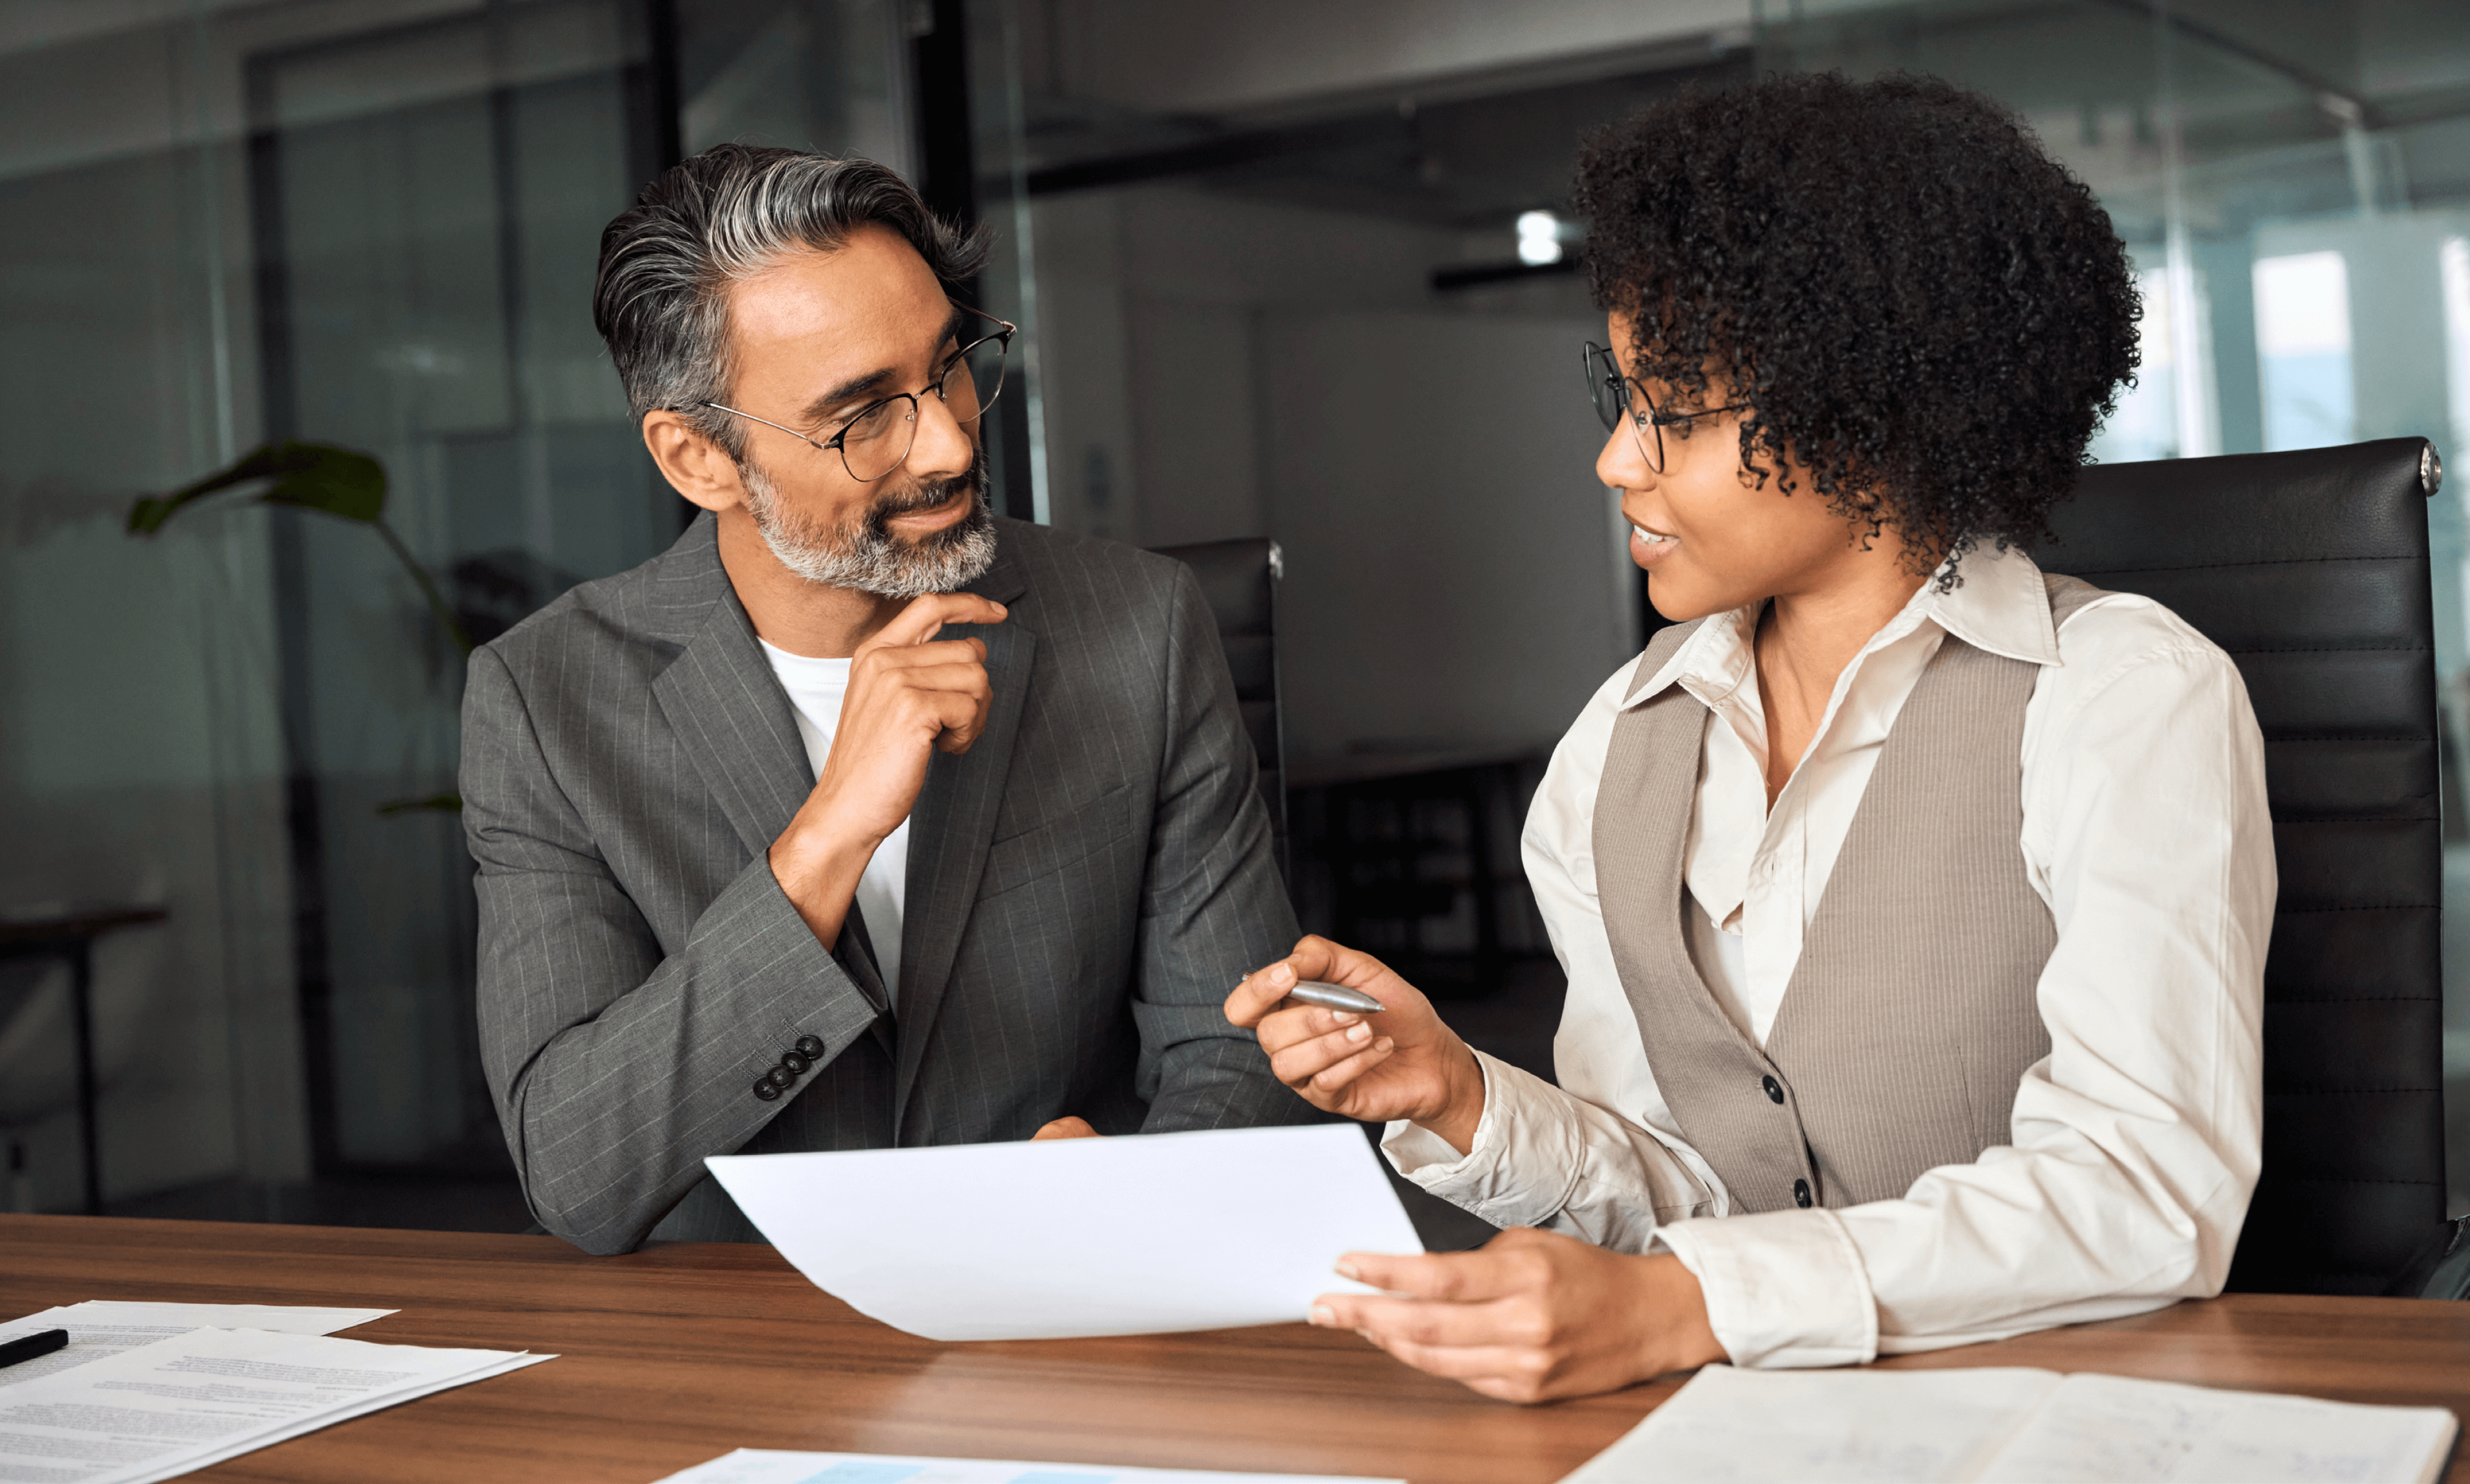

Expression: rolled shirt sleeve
xmin=1383 ymin=1051 xmax=1715 ymax=1247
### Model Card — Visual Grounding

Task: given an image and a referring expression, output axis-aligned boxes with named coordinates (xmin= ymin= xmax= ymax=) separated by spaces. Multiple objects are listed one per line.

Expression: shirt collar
xmin=1930 ymin=542 xmax=2060 ymax=667
xmin=1621 ymin=543 xmax=2058 ymax=711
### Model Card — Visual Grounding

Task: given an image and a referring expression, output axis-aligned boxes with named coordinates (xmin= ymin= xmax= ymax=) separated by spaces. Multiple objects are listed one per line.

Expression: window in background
xmin=2093 ymin=262 xmax=2202 ymax=463
xmin=2445 ymin=236 xmax=2470 ymax=458
xmin=2254 ymin=251 xmax=2356 ymax=452
xmin=0 ymin=3 xmax=298 ymax=1218
xmin=677 ymin=0 xmax=911 ymax=166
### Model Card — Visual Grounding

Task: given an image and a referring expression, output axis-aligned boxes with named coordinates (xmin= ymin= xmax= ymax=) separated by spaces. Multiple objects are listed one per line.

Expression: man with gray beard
xmin=458 ymin=145 xmax=1314 ymax=1255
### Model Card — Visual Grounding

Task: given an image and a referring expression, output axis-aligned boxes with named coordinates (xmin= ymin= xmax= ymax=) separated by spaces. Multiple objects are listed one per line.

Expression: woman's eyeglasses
xmin=1583 ymin=342 xmax=1751 ymax=472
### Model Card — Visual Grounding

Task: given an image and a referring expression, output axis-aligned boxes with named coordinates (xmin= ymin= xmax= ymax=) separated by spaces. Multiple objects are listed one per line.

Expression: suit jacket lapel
xmin=650 ymin=572 xmax=812 ymax=862
xmin=893 ymin=547 xmax=1033 ymax=1136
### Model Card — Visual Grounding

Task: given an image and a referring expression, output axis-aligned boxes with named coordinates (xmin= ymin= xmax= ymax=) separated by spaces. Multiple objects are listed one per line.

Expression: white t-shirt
xmin=758 ymin=638 xmax=910 ymax=1002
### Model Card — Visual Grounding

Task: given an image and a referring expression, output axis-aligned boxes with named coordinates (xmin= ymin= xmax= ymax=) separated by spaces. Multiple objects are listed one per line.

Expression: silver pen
xmin=1283 ymin=980 xmax=1386 ymax=1014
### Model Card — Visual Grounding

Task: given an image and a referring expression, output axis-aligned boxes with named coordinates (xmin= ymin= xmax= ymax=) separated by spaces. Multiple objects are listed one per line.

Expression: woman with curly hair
xmin=1228 ymin=72 xmax=2272 ymax=1401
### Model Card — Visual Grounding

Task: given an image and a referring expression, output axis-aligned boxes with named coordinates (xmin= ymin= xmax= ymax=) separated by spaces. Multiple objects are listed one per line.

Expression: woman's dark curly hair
xmin=1573 ymin=72 xmax=2139 ymax=580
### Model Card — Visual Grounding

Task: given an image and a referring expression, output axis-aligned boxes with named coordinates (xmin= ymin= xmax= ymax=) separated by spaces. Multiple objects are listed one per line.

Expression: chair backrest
xmin=1147 ymin=537 xmax=1288 ymax=869
xmin=2048 ymin=437 xmax=2447 ymax=1295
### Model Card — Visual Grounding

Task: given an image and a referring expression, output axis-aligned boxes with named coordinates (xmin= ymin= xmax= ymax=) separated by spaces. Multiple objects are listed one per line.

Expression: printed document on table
xmin=1986 ymin=1371 xmax=2459 ymax=1483
xmin=1561 ymin=1365 xmax=2064 ymax=1482
xmin=657 ymin=1450 xmax=1406 ymax=1483
xmin=706 ymin=1123 xmax=1424 ymax=1340
xmin=1562 ymin=1364 xmax=2460 ymax=1484
xmin=0 ymin=1325 xmax=552 ymax=1484
xmin=0 ymin=1302 xmax=393 ymax=1388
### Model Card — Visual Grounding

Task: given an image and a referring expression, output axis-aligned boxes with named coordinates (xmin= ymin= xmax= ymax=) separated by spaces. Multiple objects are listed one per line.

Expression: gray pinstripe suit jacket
xmin=461 ymin=511 xmax=1315 ymax=1254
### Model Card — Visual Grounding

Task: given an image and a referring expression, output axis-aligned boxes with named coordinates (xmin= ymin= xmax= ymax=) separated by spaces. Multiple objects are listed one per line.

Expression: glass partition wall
xmin=0 ymin=0 xmax=690 ymax=1218
xmin=1 ymin=3 xmax=300 ymax=1217
xmin=249 ymin=2 xmax=679 ymax=1175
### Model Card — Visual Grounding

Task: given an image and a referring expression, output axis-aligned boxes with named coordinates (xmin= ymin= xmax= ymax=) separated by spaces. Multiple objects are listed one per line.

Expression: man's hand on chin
xmin=1032 ymin=1117 xmax=1099 ymax=1140
xmin=767 ymin=590 xmax=1007 ymax=947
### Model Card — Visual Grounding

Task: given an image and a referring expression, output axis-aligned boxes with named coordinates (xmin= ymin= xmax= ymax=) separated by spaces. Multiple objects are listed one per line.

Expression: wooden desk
xmin=5 ymin=1213 xmax=2468 ymax=1483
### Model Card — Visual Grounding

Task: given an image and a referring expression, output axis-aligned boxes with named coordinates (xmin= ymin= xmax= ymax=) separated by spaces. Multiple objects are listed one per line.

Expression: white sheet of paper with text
xmin=657 ymin=1451 xmax=1404 ymax=1484
xmin=1562 ymin=1365 xmax=2063 ymax=1483
xmin=706 ymin=1123 xmax=1425 ymax=1340
xmin=0 ymin=1325 xmax=551 ymax=1484
xmin=1562 ymin=1364 xmax=2460 ymax=1484
xmin=0 ymin=1302 xmax=394 ymax=1389
xmin=1985 ymin=1371 xmax=2459 ymax=1483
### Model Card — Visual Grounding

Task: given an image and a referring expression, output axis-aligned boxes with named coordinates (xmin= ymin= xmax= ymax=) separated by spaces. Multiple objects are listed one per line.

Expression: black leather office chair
xmin=2050 ymin=436 xmax=2459 ymax=1297
xmin=1147 ymin=537 xmax=1288 ymax=873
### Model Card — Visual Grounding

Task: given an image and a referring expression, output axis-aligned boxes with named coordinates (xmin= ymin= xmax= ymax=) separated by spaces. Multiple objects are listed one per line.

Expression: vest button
xmin=1761 ymin=1075 xmax=1784 ymax=1104
xmin=1793 ymin=1177 xmax=1813 ymax=1208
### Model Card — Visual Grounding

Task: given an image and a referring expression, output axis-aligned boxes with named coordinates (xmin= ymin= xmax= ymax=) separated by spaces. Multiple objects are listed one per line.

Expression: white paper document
xmin=656 ymin=1450 xmax=1403 ymax=1484
xmin=0 ymin=1326 xmax=553 ymax=1484
xmin=0 ymin=1301 xmax=393 ymax=1389
xmin=1563 ymin=1364 xmax=2461 ymax=1484
xmin=705 ymin=1123 xmax=1424 ymax=1340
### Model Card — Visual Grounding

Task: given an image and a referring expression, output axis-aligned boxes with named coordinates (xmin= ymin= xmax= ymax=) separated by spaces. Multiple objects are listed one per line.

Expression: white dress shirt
xmin=760 ymin=639 xmax=910 ymax=998
xmin=1383 ymin=544 xmax=2272 ymax=1368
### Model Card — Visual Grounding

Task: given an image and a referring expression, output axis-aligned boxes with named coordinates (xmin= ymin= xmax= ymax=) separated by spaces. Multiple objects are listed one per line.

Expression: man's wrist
xmin=768 ymin=812 xmax=877 ymax=940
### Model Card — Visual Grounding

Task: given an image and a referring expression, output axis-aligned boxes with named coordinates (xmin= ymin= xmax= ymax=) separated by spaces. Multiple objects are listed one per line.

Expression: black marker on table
xmin=0 ymin=1328 xmax=67 ymax=1371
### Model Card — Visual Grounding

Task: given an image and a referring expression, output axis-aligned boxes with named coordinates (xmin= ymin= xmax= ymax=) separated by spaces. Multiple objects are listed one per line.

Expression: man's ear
xmin=642 ymin=410 xmax=746 ymax=514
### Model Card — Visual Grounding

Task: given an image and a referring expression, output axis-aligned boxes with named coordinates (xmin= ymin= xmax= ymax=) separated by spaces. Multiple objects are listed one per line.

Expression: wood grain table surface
xmin=5 ymin=1213 xmax=2468 ymax=1483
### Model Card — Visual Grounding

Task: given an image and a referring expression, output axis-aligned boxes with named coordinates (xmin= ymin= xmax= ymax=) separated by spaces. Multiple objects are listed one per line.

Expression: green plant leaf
xmin=128 ymin=440 xmax=386 ymax=535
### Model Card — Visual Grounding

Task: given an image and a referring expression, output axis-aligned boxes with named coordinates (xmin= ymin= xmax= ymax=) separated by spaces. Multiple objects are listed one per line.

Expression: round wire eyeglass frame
xmin=1583 ymin=341 xmax=1752 ymax=472
xmin=701 ymin=308 xmax=1016 ymax=483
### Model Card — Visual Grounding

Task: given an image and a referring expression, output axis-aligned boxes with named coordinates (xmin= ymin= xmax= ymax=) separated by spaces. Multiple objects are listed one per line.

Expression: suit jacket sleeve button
xmin=1793 ymin=1178 xmax=1813 ymax=1208
xmin=1761 ymin=1075 xmax=1784 ymax=1104
xmin=782 ymin=1050 xmax=812 ymax=1075
xmin=764 ymin=1066 xmax=796 ymax=1092
xmin=754 ymin=1078 xmax=783 ymax=1102
xmin=795 ymin=1035 xmax=825 ymax=1059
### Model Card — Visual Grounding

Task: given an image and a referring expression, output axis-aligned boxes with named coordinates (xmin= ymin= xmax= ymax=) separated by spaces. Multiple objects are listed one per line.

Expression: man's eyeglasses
xmin=1583 ymin=341 xmax=1751 ymax=472
xmin=703 ymin=308 xmax=1016 ymax=483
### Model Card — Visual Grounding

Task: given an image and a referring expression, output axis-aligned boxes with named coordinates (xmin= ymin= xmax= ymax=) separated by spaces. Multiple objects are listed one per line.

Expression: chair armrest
xmin=2384 ymin=1217 xmax=2470 ymax=1300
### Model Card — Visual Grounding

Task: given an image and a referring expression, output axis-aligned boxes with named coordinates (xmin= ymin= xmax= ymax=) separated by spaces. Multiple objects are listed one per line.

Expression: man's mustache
xmin=864 ymin=452 xmax=988 ymax=537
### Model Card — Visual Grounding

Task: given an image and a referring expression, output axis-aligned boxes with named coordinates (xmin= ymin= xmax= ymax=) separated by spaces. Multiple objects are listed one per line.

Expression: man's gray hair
xmin=593 ymin=144 xmax=990 ymax=458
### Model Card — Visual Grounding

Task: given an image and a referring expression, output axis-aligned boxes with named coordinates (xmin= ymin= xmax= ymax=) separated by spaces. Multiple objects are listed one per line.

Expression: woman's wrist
xmin=1634 ymin=1253 xmax=1726 ymax=1376
xmin=1415 ymin=1039 xmax=1488 ymax=1156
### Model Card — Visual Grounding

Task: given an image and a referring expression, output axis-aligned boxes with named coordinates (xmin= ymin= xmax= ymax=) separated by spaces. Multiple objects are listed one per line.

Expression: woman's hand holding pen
xmin=1223 ymin=936 xmax=1488 ymax=1153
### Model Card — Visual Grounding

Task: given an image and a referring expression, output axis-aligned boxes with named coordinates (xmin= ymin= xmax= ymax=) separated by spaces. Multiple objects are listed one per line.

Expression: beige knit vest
xmin=1592 ymin=574 xmax=2104 ymax=1213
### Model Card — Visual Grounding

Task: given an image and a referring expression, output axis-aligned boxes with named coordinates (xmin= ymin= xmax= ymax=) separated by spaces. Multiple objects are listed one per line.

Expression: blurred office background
xmin=2 ymin=0 xmax=2468 ymax=1229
